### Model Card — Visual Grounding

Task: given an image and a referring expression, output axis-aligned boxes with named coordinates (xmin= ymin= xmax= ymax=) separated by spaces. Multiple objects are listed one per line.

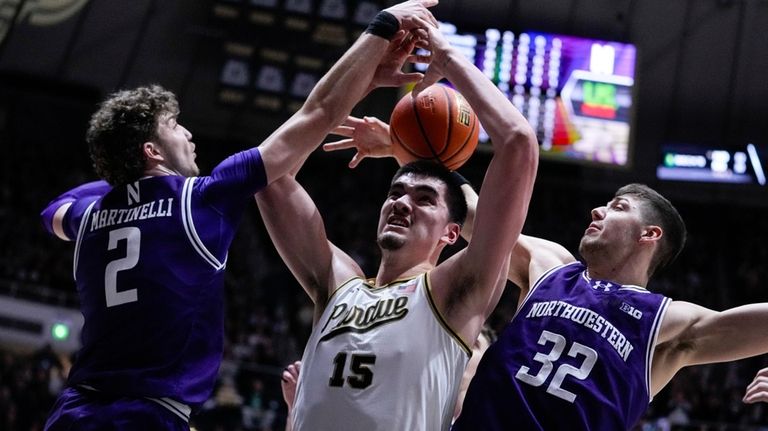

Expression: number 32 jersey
xmin=292 ymin=274 xmax=470 ymax=431
xmin=453 ymin=261 xmax=670 ymax=431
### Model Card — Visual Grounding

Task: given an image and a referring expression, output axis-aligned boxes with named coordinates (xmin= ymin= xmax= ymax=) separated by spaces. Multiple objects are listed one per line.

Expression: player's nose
xmin=392 ymin=196 xmax=412 ymax=214
xmin=590 ymin=206 xmax=605 ymax=221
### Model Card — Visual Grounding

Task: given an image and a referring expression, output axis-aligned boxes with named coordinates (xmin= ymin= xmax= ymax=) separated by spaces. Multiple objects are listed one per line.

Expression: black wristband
xmin=365 ymin=11 xmax=399 ymax=40
xmin=450 ymin=171 xmax=471 ymax=187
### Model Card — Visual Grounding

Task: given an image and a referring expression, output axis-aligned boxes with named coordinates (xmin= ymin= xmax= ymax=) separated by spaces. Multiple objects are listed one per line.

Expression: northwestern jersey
xmin=292 ymin=274 xmax=470 ymax=431
xmin=50 ymin=148 xmax=266 ymax=414
xmin=453 ymin=261 xmax=670 ymax=431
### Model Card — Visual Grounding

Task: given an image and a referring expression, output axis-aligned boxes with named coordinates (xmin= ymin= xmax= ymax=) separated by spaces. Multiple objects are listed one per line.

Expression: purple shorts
xmin=45 ymin=387 xmax=189 ymax=431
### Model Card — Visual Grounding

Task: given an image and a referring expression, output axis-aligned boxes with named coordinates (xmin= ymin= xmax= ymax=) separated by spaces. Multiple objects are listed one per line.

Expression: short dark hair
xmin=391 ymin=160 xmax=468 ymax=226
xmin=615 ymin=184 xmax=687 ymax=276
xmin=87 ymin=85 xmax=179 ymax=185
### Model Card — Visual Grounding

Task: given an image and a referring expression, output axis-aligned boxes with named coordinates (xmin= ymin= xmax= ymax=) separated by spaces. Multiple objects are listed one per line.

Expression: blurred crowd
xmin=2 ymin=146 xmax=768 ymax=430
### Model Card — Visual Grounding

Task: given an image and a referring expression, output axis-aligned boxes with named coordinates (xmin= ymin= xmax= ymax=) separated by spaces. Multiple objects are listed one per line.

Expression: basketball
xmin=389 ymin=84 xmax=480 ymax=171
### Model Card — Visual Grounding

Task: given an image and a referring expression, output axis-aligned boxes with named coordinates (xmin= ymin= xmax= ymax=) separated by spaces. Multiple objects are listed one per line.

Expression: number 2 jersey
xmin=452 ymin=261 xmax=671 ymax=431
xmin=40 ymin=148 xmax=267 ymax=417
xmin=292 ymin=274 xmax=470 ymax=431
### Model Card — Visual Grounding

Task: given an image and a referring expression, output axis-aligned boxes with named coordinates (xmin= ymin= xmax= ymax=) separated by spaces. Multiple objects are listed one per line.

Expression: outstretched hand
xmin=324 ymin=116 xmax=396 ymax=168
xmin=743 ymin=367 xmax=768 ymax=404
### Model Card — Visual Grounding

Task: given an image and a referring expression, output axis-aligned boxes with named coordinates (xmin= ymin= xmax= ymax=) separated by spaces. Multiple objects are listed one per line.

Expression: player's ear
xmin=143 ymin=141 xmax=164 ymax=163
xmin=442 ymin=222 xmax=461 ymax=245
xmin=639 ymin=225 xmax=662 ymax=244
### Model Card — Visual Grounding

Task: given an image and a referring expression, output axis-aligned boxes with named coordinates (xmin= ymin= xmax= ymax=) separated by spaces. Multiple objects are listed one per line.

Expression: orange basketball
xmin=389 ymin=84 xmax=480 ymax=171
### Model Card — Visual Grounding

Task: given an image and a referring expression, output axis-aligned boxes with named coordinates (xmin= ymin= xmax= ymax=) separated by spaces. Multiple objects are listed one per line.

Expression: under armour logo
xmin=592 ymin=281 xmax=613 ymax=292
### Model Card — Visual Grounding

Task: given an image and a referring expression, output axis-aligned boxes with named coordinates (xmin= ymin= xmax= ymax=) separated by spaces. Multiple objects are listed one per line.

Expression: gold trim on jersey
xmin=424 ymin=272 xmax=472 ymax=356
xmin=327 ymin=276 xmax=362 ymax=303
xmin=361 ymin=274 xmax=422 ymax=291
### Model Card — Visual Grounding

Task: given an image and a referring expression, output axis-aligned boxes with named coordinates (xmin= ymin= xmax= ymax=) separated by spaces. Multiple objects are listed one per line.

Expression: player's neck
xmin=375 ymin=253 xmax=434 ymax=286
xmin=586 ymin=261 xmax=649 ymax=287
xmin=143 ymin=164 xmax=180 ymax=177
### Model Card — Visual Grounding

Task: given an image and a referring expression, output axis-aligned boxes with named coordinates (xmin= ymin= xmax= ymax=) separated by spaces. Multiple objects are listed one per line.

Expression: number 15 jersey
xmin=292 ymin=274 xmax=470 ymax=431
xmin=453 ymin=261 xmax=670 ymax=431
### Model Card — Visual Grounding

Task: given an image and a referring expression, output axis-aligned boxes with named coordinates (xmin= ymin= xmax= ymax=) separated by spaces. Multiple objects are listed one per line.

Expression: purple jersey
xmin=453 ymin=261 xmax=670 ymax=431
xmin=47 ymin=148 xmax=266 ymax=413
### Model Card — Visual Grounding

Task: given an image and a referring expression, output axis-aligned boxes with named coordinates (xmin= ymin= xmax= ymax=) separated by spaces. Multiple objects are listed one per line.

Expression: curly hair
xmin=87 ymin=85 xmax=179 ymax=185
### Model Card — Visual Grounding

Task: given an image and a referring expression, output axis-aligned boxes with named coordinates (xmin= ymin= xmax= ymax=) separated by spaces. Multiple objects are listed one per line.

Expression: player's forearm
xmin=40 ymin=180 xmax=111 ymax=237
xmin=690 ymin=303 xmax=768 ymax=365
xmin=440 ymin=49 xmax=535 ymax=146
xmin=259 ymin=34 xmax=390 ymax=184
xmin=302 ymin=34 xmax=389 ymax=131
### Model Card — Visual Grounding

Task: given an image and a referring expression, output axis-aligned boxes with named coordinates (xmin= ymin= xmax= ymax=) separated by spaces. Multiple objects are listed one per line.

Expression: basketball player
xmin=451 ymin=184 xmax=768 ymax=430
xmin=254 ymin=17 xmax=539 ymax=431
xmin=38 ymin=2 xmax=439 ymax=429
xmin=278 ymin=328 xmax=496 ymax=430
xmin=329 ymin=117 xmax=768 ymax=429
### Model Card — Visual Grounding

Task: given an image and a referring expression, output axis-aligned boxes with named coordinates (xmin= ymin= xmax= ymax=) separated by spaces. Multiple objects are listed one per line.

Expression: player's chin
xmin=377 ymin=232 xmax=405 ymax=251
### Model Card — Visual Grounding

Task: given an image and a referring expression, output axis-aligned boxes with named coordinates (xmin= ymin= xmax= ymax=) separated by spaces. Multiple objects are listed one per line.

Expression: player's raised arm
xmin=255 ymin=174 xmax=363 ymax=308
xmin=418 ymin=21 xmax=539 ymax=343
xmin=457 ymin=182 xmax=576 ymax=299
xmin=651 ymin=300 xmax=768 ymax=395
xmin=256 ymin=0 xmax=437 ymax=185
xmin=254 ymin=3 xmax=438 ymax=306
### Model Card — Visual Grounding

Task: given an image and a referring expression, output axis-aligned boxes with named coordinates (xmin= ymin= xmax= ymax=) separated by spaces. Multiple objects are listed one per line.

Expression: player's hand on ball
xmin=325 ymin=116 xmax=398 ymax=168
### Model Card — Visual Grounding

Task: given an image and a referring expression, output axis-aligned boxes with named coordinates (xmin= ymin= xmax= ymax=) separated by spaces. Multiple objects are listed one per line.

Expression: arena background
xmin=1 ymin=0 xmax=768 ymax=429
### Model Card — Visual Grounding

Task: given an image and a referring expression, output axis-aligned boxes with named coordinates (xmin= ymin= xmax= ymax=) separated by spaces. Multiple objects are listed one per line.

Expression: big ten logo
xmin=456 ymin=96 xmax=472 ymax=127
xmin=619 ymin=302 xmax=642 ymax=320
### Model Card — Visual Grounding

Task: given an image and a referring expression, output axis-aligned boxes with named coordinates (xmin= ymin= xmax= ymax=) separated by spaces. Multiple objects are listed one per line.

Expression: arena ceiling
xmin=1 ymin=0 xmax=767 ymax=195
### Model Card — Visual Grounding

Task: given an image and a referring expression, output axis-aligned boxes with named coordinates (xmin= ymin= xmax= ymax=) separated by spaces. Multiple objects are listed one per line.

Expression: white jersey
xmin=292 ymin=273 xmax=471 ymax=431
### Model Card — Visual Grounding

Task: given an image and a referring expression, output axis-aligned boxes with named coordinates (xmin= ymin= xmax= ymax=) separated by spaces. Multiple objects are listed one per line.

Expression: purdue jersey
xmin=50 ymin=148 xmax=267 ymax=416
xmin=292 ymin=274 xmax=470 ymax=431
xmin=453 ymin=261 xmax=670 ymax=431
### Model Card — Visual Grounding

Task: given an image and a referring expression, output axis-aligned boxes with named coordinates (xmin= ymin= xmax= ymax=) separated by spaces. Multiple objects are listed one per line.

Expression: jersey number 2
xmin=329 ymin=352 xmax=376 ymax=389
xmin=105 ymin=227 xmax=140 ymax=307
xmin=515 ymin=330 xmax=598 ymax=403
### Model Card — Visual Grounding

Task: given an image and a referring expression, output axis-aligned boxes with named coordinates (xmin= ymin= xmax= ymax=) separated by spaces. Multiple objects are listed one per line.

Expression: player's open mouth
xmin=387 ymin=215 xmax=409 ymax=227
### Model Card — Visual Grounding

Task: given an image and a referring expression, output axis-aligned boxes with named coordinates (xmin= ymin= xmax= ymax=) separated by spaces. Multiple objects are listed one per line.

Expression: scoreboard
xmin=210 ymin=3 xmax=638 ymax=168
xmin=658 ymin=143 xmax=767 ymax=186
xmin=414 ymin=22 xmax=638 ymax=168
